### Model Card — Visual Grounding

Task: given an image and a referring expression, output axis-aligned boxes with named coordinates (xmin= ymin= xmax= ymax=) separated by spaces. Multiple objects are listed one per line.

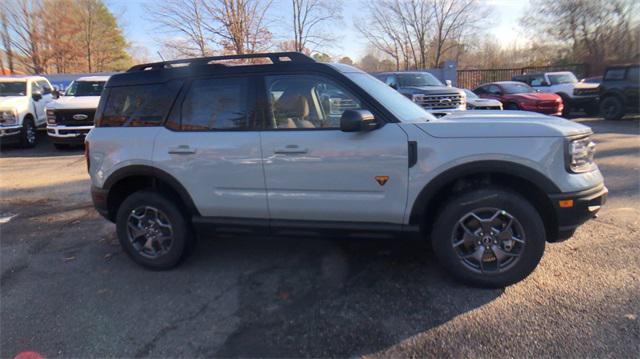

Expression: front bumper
xmin=0 ymin=125 xmax=22 ymax=144
xmin=47 ymin=125 xmax=93 ymax=144
xmin=548 ymin=183 xmax=608 ymax=240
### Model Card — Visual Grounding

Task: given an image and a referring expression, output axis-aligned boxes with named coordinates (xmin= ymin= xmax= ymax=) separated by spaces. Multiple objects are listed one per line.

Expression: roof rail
xmin=127 ymin=52 xmax=315 ymax=72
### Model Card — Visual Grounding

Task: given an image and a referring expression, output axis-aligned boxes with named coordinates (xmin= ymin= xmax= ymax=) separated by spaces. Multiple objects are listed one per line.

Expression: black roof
xmin=107 ymin=52 xmax=338 ymax=87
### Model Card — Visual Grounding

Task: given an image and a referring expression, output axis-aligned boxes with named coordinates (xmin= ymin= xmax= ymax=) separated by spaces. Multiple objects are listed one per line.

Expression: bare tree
xmin=431 ymin=0 xmax=487 ymax=67
xmin=0 ymin=4 xmax=15 ymax=73
xmin=5 ymin=0 xmax=47 ymax=73
xmin=290 ymin=0 xmax=342 ymax=53
xmin=146 ymin=0 xmax=212 ymax=57
xmin=203 ymin=0 xmax=273 ymax=55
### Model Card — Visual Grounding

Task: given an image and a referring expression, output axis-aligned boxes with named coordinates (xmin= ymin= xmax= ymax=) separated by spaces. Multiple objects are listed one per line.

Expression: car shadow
xmin=186 ymin=235 xmax=503 ymax=357
xmin=0 ymin=131 xmax=84 ymax=158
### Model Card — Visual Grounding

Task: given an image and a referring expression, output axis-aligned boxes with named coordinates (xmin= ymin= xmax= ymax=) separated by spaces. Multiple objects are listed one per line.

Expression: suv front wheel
xmin=116 ymin=190 xmax=193 ymax=269
xmin=431 ymin=188 xmax=546 ymax=288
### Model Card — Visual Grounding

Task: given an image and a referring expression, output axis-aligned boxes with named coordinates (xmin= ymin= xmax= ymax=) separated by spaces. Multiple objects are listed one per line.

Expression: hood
xmin=403 ymin=85 xmax=462 ymax=95
xmin=574 ymin=82 xmax=599 ymax=90
xmin=0 ymin=96 xmax=29 ymax=110
xmin=508 ymin=92 xmax=559 ymax=101
xmin=46 ymin=95 xmax=101 ymax=110
xmin=415 ymin=110 xmax=592 ymax=138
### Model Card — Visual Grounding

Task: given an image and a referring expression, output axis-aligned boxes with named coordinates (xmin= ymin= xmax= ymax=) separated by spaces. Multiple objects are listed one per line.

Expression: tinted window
xmin=98 ymin=81 xmax=182 ymax=127
xmin=37 ymin=80 xmax=52 ymax=94
xmin=604 ymin=68 xmax=626 ymax=81
xmin=626 ymin=66 xmax=639 ymax=82
xmin=474 ymin=86 xmax=487 ymax=95
xmin=266 ymin=75 xmax=365 ymax=129
xmin=529 ymin=74 xmax=546 ymax=86
xmin=488 ymin=85 xmax=502 ymax=94
xmin=548 ymin=73 xmax=577 ymax=85
xmin=385 ymin=75 xmax=398 ymax=88
xmin=397 ymin=73 xmax=442 ymax=87
xmin=180 ymin=77 xmax=254 ymax=130
xmin=66 ymin=81 xmax=106 ymax=96
xmin=0 ymin=82 xmax=27 ymax=96
xmin=502 ymin=83 xmax=535 ymax=94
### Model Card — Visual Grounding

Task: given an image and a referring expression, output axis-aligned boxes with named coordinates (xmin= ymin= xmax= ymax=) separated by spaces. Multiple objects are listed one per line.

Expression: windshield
xmin=65 ymin=81 xmax=105 ymax=96
xmin=548 ymin=73 xmax=577 ymax=85
xmin=0 ymin=82 xmax=27 ymax=96
xmin=398 ymin=73 xmax=443 ymax=87
xmin=502 ymin=83 xmax=535 ymax=94
xmin=463 ymin=89 xmax=478 ymax=99
xmin=345 ymin=72 xmax=435 ymax=122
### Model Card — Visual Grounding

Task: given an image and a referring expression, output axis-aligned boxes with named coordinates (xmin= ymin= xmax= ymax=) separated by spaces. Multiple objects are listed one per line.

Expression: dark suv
xmin=598 ymin=64 xmax=640 ymax=120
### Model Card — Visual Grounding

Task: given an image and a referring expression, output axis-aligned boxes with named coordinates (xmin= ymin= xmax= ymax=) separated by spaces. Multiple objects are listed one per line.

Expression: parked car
xmin=0 ymin=75 xmax=56 ymax=147
xmin=598 ymin=64 xmax=639 ymax=121
xmin=46 ymin=75 xmax=109 ymax=149
xmin=87 ymin=52 xmax=606 ymax=288
xmin=474 ymin=81 xmax=564 ymax=116
xmin=512 ymin=71 xmax=599 ymax=116
xmin=374 ymin=71 xmax=466 ymax=117
xmin=463 ymin=89 xmax=502 ymax=110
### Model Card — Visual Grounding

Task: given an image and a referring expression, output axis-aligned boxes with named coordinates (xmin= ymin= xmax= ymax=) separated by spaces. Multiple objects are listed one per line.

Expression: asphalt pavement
xmin=0 ymin=116 xmax=638 ymax=358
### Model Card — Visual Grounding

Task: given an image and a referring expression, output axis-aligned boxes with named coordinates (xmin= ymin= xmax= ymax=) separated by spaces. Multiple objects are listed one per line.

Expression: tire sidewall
xmin=600 ymin=96 xmax=624 ymax=121
xmin=431 ymin=188 xmax=546 ymax=288
xmin=116 ymin=190 xmax=191 ymax=269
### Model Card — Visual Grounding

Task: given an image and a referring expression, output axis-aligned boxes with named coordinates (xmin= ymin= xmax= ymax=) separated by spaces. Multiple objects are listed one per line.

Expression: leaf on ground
xmin=63 ymin=256 xmax=76 ymax=262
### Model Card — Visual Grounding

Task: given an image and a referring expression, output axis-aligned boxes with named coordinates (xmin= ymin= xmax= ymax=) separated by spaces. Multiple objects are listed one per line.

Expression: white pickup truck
xmin=46 ymin=76 xmax=109 ymax=149
xmin=0 ymin=76 xmax=56 ymax=147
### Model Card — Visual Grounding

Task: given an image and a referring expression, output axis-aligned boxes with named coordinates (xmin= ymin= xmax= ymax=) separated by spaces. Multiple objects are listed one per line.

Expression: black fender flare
xmin=103 ymin=165 xmax=200 ymax=216
xmin=409 ymin=160 xmax=560 ymax=225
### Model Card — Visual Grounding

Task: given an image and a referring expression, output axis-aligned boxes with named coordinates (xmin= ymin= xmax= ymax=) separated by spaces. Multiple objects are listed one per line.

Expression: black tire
xmin=560 ymin=95 xmax=571 ymax=117
xmin=54 ymin=143 xmax=69 ymax=150
xmin=20 ymin=118 xmax=36 ymax=148
xmin=600 ymin=96 xmax=625 ymax=121
xmin=431 ymin=188 xmax=546 ymax=288
xmin=116 ymin=190 xmax=193 ymax=269
xmin=504 ymin=103 xmax=519 ymax=110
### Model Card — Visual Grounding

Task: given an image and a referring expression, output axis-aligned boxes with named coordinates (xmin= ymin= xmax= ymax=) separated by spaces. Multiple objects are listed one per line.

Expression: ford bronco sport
xmin=87 ymin=52 xmax=607 ymax=287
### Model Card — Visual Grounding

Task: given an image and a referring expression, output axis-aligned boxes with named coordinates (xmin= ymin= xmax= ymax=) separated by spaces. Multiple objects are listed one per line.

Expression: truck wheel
xmin=431 ymin=188 xmax=546 ymax=288
xmin=20 ymin=118 xmax=36 ymax=148
xmin=116 ymin=190 xmax=193 ymax=269
xmin=600 ymin=96 xmax=625 ymax=121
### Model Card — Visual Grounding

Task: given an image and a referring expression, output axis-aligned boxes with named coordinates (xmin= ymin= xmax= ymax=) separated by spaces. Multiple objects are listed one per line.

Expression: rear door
xmin=153 ymin=75 xmax=268 ymax=219
xmin=259 ymin=73 xmax=409 ymax=224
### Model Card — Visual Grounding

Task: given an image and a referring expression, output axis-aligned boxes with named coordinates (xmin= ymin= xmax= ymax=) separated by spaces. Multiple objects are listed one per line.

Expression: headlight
xmin=568 ymin=137 xmax=596 ymax=173
xmin=0 ymin=110 xmax=18 ymax=126
xmin=47 ymin=109 xmax=57 ymax=124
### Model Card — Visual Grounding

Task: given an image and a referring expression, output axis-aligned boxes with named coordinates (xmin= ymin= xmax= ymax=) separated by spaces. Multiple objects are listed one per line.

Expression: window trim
xmin=164 ymin=74 xmax=262 ymax=132
xmin=259 ymin=72 xmax=389 ymax=132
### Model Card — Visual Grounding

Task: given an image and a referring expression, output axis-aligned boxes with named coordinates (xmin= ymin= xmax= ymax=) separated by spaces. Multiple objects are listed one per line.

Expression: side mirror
xmin=340 ymin=109 xmax=377 ymax=132
xmin=389 ymin=83 xmax=397 ymax=90
xmin=32 ymin=90 xmax=42 ymax=101
xmin=52 ymin=90 xmax=60 ymax=99
xmin=445 ymin=80 xmax=452 ymax=87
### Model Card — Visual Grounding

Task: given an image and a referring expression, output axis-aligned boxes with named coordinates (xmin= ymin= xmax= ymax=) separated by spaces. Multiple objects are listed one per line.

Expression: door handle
xmin=274 ymin=145 xmax=308 ymax=155
xmin=168 ymin=145 xmax=196 ymax=155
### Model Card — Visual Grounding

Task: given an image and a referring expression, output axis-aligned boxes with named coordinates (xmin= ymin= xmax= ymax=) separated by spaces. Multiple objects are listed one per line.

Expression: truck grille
xmin=413 ymin=94 xmax=465 ymax=109
xmin=51 ymin=109 xmax=96 ymax=126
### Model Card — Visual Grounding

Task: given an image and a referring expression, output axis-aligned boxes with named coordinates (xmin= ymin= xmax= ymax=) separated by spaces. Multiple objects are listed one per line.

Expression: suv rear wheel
xmin=116 ymin=190 xmax=193 ymax=269
xmin=431 ymin=188 xmax=546 ymax=288
xmin=600 ymin=96 xmax=625 ymax=121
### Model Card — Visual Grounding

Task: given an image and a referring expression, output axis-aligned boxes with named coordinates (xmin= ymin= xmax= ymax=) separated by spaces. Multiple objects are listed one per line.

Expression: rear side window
xmin=626 ymin=66 xmax=639 ymax=82
xmin=98 ymin=81 xmax=182 ymax=127
xmin=179 ymin=77 xmax=256 ymax=130
xmin=604 ymin=68 xmax=626 ymax=81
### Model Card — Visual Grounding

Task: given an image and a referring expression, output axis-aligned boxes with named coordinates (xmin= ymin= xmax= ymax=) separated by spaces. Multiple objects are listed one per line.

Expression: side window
xmin=604 ymin=68 xmax=626 ymax=81
xmin=38 ymin=80 xmax=52 ymax=94
xmin=488 ymin=85 xmax=501 ymax=95
xmin=474 ymin=86 xmax=486 ymax=95
xmin=385 ymin=75 xmax=398 ymax=88
xmin=626 ymin=66 xmax=639 ymax=82
xmin=265 ymin=75 xmax=366 ymax=129
xmin=30 ymin=81 xmax=42 ymax=94
xmin=180 ymin=77 xmax=255 ymax=131
xmin=98 ymin=81 xmax=182 ymax=127
xmin=530 ymin=75 xmax=545 ymax=86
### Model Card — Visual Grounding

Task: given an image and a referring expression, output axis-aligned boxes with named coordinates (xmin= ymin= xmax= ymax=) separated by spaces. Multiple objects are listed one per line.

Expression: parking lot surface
xmin=1 ymin=117 xmax=638 ymax=358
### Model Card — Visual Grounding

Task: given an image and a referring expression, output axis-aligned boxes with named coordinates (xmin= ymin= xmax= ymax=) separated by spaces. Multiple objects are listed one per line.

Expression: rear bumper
xmin=91 ymin=185 xmax=110 ymax=220
xmin=548 ymin=183 xmax=608 ymax=241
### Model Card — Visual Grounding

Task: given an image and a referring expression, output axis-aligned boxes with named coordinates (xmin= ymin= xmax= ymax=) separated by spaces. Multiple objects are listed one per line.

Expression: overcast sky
xmin=107 ymin=0 xmax=528 ymax=62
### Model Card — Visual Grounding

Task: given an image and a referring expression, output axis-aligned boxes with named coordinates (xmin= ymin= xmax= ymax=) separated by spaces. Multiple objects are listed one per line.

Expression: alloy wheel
xmin=127 ymin=206 xmax=174 ymax=259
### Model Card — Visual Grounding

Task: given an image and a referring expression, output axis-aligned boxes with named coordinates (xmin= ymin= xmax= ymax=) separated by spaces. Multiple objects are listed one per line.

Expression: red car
xmin=473 ymin=81 xmax=564 ymax=116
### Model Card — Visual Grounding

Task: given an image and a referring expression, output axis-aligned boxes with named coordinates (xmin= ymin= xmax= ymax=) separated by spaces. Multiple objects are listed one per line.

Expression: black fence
xmin=457 ymin=63 xmax=589 ymax=90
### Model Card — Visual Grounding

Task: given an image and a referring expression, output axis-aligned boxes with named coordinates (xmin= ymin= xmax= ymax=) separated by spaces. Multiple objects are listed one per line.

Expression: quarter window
xmin=604 ymin=68 xmax=626 ymax=81
xmin=626 ymin=66 xmax=639 ymax=82
xmin=265 ymin=75 xmax=366 ymax=129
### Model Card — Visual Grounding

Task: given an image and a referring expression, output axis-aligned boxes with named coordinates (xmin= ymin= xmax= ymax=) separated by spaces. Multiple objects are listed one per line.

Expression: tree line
xmin=1 ymin=0 xmax=638 ymax=75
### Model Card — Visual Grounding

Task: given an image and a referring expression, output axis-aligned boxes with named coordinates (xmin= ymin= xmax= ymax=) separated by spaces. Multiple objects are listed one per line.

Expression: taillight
xmin=84 ymin=141 xmax=90 ymax=173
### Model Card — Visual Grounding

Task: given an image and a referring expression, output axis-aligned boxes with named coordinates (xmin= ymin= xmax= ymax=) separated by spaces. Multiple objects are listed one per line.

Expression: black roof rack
xmin=127 ymin=52 xmax=315 ymax=72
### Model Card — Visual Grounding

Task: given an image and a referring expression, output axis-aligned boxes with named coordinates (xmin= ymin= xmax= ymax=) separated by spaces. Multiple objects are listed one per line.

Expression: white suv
xmin=0 ymin=76 xmax=55 ymax=147
xmin=46 ymin=75 xmax=109 ymax=149
xmin=86 ymin=53 xmax=607 ymax=287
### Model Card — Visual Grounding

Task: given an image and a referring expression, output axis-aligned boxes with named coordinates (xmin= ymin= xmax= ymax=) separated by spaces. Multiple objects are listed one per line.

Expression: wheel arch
xmin=103 ymin=165 xmax=200 ymax=221
xmin=409 ymin=160 xmax=561 ymax=241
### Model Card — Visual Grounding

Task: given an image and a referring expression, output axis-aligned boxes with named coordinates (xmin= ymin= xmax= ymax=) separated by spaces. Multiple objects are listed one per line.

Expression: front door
xmin=260 ymin=74 xmax=409 ymax=224
xmin=153 ymin=76 xmax=268 ymax=219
